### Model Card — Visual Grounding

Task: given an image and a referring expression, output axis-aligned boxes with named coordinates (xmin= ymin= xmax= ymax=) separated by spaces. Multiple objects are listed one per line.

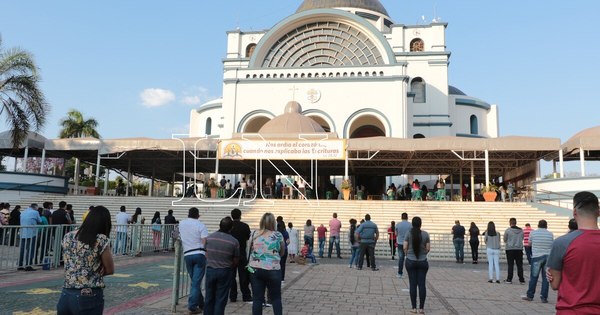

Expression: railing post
xmin=171 ymin=240 xmax=182 ymax=313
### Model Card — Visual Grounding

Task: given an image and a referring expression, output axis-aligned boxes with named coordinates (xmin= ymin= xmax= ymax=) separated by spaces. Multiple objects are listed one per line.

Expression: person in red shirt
xmin=547 ymin=191 xmax=600 ymax=314
xmin=316 ymin=224 xmax=327 ymax=258
xmin=522 ymin=223 xmax=533 ymax=265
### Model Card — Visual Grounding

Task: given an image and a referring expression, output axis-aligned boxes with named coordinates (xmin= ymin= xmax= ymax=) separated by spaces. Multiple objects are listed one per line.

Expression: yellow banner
xmin=219 ymin=140 xmax=346 ymax=160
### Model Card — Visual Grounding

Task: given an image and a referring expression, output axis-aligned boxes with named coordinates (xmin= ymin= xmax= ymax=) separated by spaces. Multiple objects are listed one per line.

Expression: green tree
xmin=0 ymin=35 xmax=49 ymax=148
xmin=59 ymin=109 xmax=100 ymax=138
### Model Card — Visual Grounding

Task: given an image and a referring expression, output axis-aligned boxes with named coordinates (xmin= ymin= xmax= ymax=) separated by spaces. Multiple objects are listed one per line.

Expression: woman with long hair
xmin=388 ymin=221 xmax=397 ymax=260
xmin=151 ymin=211 xmax=161 ymax=252
xmin=303 ymin=219 xmax=315 ymax=253
xmin=248 ymin=212 xmax=285 ymax=315
xmin=403 ymin=216 xmax=430 ymax=314
xmin=286 ymin=222 xmax=299 ymax=263
xmin=468 ymin=222 xmax=480 ymax=264
xmin=484 ymin=221 xmax=501 ymax=283
xmin=56 ymin=206 xmax=114 ymax=314
xmin=276 ymin=219 xmax=289 ymax=282
xmin=348 ymin=218 xmax=359 ymax=268
xmin=131 ymin=207 xmax=144 ymax=257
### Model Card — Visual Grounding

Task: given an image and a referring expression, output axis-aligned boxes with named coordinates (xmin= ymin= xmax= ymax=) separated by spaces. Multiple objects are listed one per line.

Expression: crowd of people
xmin=1 ymin=190 xmax=598 ymax=314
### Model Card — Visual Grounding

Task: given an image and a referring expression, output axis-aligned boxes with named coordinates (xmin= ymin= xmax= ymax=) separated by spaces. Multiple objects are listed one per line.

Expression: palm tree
xmin=0 ymin=35 xmax=49 ymax=148
xmin=59 ymin=109 xmax=100 ymax=138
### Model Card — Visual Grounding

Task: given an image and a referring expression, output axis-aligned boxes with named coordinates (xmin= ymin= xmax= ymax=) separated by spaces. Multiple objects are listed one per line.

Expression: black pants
xmin=406 ymin=259 xmax=429 ymax=310
xmin=505 ymin=249 xmax=524 ymax=282
xmin=358 ymin=242 xmax=376 ymax=269
xmin=230 ymin=252 xmax=252 ymax=301
xmin=469 ymin=239 xmax=479 ymax=262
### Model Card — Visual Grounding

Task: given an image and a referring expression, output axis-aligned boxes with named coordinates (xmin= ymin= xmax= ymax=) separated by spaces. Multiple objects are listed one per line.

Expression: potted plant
xmin=208 ymin=178 xmax=220 ymax=198
xmin=341 ymin=179 xmax=352 ymax=200
xmin=481 ymin=183 xmax=498 ymax=202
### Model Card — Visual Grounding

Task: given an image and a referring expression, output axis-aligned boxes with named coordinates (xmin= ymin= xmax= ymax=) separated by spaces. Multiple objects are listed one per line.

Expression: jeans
xmin=348 ymin=246 xmax=359 ymax=266
xmin=406 ymin=259 xmax=429 ymax=310
xmin=115 ymin=231 xmax=127 ymax=254
xmin=185 ymin=254 xmax=207 ymax=311
xmin=486 ymin=248 xmax=500 ymax=281
xmin=318 ymin=237 xmax=325 ymax=257
xmin=205 ymin=267 xmax=233 ymax=315
xmin=524 ymin=246 xmax=532 ymax=265
xmin=56 ymin=288 xmax=104 ymax=315
xmin=469 ymin=239 xmax=479 ymax=262
xmin=18 ymin=237 xmax=36 ymax=267
xmin=398 ymin=248 xmax=406 ymax=275
xmin=328 ymin=235 xmax=341 ymax=258
xmin=453 ymin=238 xmax=465 ymax=262
xmin=526 ymin=255 xmax=549 ymax=300
xmin=358 ymin=242 xmax=376 ymax=269
xmin=250 ymin=268 xmax=282 ymax=315
xmin=304 ymin=235 xmax=314 ymax=252
xmin=505 ymin=249 xmax=524 ymax=282
xmin=230 ymin=252 xmax=252 ymax=301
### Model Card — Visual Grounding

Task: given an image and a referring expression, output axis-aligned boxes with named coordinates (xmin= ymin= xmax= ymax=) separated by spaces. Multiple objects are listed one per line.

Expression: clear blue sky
xmin=1 ymin=0 xmax=598 ymax=174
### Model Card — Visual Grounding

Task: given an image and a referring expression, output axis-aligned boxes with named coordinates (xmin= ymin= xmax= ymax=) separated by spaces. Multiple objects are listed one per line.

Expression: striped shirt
xmin=529 ymin=228 xmax=554 ymax=258
xmin=205 ymin=231 xmax=240 ymax=268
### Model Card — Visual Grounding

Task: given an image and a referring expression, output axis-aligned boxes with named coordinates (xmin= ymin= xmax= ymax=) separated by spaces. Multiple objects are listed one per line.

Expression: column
xmin=94 ymin=153 xmax=101 ymax=188
xmin=559 ymin=149 xmax=564 ymax=178
xmin=580 ymin=148 xmax=586 ymax=177
xmin=39 ymin=148 xmax=46 ymax=174
xmin=470 ymin=161 xmax=475 ymax=203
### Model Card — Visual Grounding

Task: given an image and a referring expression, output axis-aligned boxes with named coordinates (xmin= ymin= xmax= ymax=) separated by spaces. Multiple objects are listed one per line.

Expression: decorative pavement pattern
xmin=1 ymin=254 xmax=557 ymax=315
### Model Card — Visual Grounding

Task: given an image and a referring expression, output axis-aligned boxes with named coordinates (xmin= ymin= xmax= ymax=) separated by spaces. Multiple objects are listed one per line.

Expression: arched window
xmin=470 ymin=115 xmax=478 ymax=135
xmin=413 ymin=133 xmax=425 ymax=139
xmin=205 ymin=117 xmax=212 ymax=135
xmin=410 ymin=38 xmax=424 ymax=52
xmin=411 ymin=77 xmax=426 ymax=103
xmin=246 ymin=44 xmax=257 ymax=58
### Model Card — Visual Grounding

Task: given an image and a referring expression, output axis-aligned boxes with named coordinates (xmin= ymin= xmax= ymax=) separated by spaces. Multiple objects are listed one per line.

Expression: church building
xmin=190 ymin=0 xmax=498 ymax=141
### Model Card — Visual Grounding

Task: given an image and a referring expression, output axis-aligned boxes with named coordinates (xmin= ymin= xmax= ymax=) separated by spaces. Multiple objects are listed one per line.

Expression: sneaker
xmin=348 ymin=264 xmax=353 ymax=268
xmin=397 ymin=274 xmax=403 ymax=279
xmin=188 ymin=307 xmax=202 ymax=314
xmin=496 ymin=280 xmax=500 ymax=284
xmin=337 ymin=256 xmax=343 ymax=259
xmin=263 ymin=303 xmax=272 ymax=308
xmin=504 ymin=280 xmax=512 ymax=284
xmin=521 ymin=296 xmax=533 ymax=301
xmin=541 ymin=297 xmax=548 ymax=303
xmin=372 ymin=268 xmax=379 ymax=271
xmin=487 ymin=280 xmax=493 ymax=283
xmin=357 ymin=267 xmax=362 ymax=270
xmin=520 ymin=281 xmax=526 ymax=285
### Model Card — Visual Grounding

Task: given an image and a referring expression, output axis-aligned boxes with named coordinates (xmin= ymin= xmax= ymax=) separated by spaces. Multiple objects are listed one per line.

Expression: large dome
xmin=296 ymin=0 xmax=389 ymax=16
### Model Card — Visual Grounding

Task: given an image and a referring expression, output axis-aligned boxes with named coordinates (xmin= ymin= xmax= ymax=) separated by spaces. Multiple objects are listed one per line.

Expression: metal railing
xmin=0 ymin=224 xmax=178 ymax=271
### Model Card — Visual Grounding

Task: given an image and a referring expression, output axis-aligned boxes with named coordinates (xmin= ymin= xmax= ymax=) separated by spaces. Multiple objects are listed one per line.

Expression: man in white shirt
xmin=179 ymin=207 xmax=209 ymax=314
xmin=115 ymin=206 xmax=131 ymax=255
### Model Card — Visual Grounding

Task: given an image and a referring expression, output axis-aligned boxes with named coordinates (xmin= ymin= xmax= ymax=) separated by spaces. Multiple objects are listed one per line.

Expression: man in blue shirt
xmin=396 ymin=212 xmax=412 ymax=278
xmin=356 ymin=214 xmax=379 ymax=271
xmin=19 ymin=203 xmax=42 ymax=271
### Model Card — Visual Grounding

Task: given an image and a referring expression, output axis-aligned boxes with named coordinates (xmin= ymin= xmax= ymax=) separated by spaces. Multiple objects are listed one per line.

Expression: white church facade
xmin=190 ymin=0 xmax=498 ymax=141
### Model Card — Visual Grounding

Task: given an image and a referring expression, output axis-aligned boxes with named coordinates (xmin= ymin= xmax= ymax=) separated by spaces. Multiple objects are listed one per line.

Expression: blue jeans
xmin=115 ymin=231 xmax=127 ymax=254
xmin=524 ymin=246 xmax=532 ymax=265
xmin=205 ymin=267 xmax=233 ymax=315
xmin=304 ymin=235 xmax=313 ymax=252
xmin=185 ymin=254 xmax=206 ymax=311
xmin=57 ymin=288 xmax=104 ymax=315
xmin=398 ymin=248 xmax=406 ymax=275
xmin=18 ymin=237 xmax=36 ymax=267
xmin=328 ymin=235 xmax=341 ymax=258
xmin=406 ymin=259 xmax=429 ymax=310
xmin=348 ymin=246 xmax=359 ymax=266
xmin=250 ymin=268 xmax=282 ymax=315
xmin=318 ymin=237 xmax=325 ymax=257
xmin=526 ymin=255 xmax=549 ymax=300
xmin=453 ymin=238 xmax=465 ymax=262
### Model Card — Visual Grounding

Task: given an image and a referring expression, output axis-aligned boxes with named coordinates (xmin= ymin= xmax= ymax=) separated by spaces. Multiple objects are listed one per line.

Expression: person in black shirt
xmin=163 ymin=209 xmax=178 ymax=251
xmin=452 ymin=220 xmax=466 ymax=263
xmin=229 ymin=208 xmax=252 ymax=302
xmin=164 ymin=209 xmax=177 ymax=224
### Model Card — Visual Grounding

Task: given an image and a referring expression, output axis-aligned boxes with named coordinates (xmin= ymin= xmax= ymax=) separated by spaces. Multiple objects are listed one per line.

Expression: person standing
xmin=503 ymin=218 xmax=525 ymax=284
xmin=348 ymin=219 xmax=359 ymax=268
xmin=229 ymin=208 xmax=252 ymax=303
xmin=248 ymin=212 xmax=285 ymax=315
xmin=115 ymin=206 xmax=131 ymax=255
xmin=9 ymin=204 xmax=21 ymax=246
xmin=396 ymin=213 xmax=412 ymax=278
xmin=387 ymin=221 xmax=397 ymax=260
xmin=303 ymin=219 xmax=315 ymax=253
xmin=468 ymin=222 xmax=480 ymax=264
xmin=328 ymin=213 xmax=342 ymax=259
xmin=485 ymin=221 xmax=501 ymax=283
xmin=56 ymin=206 xmax=114 ymax=315
xmin=179 ymin=207 xmax=209 ymax=314
xmin=451 ymin=220 xmax=466 ymax=264
xmin=547 ymin=191 xmax=600 ymax=313
xmin=204 ymin=217 xmax=239 ymax=315
xmin=151 ymin=211 xmax=162 ymax=252
xmin=131 ymin=207 xmax=145 ymax=257
xmin=403 ymin=216 xmax=430 ymax=314
xmin=316 ymin=224 xmax=327 ymax=258
xmin=286 ymin=222 xmax=299 ymax=263
xmin=356 ymin=214 xmax=379 ymax=271
xmin=522 ymin=220 xmax=553 ymax=303
xmin=276 ymin=219 xmax=289 ymax=282
xmin=164 ymin=209 xmax=178 ymax=251
xmin=522 ymin=223 xmax=533 ymax=265
xmin=18 ymin=204 xmax=42 ymax=271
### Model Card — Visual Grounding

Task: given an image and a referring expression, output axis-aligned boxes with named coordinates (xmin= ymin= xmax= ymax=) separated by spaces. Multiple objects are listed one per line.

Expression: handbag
xmin=152 ymin=218 xmax=161 ymax=232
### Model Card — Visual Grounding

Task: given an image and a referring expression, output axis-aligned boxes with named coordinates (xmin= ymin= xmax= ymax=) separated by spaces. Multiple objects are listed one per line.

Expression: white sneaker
xmin=348 ymin=264 xmax=353 ymax=268
xmin=396 ymin=274 xmax=402 ymax=279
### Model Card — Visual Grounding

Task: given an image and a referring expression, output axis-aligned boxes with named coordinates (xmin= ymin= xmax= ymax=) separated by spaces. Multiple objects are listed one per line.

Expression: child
xmin=301 ymin=240 xmax=317 ymax=264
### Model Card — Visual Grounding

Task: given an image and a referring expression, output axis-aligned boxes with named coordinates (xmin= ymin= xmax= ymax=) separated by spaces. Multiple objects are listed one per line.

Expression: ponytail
xmin=411 ymin=217 xmax=423 ymax=257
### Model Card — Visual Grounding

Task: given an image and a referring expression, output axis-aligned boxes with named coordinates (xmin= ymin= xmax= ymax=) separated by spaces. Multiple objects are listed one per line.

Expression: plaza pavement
xmin=0 ymin=253 xmax=557 ymax=315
